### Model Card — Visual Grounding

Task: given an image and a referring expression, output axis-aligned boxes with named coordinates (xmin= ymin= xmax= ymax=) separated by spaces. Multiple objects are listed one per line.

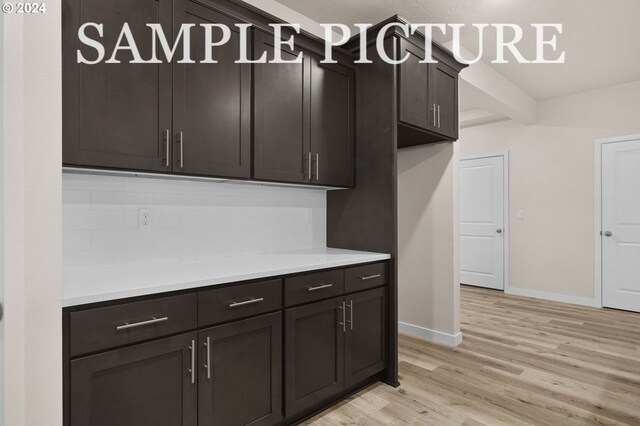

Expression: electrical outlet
xmin=517 ymin=210 xmax=525 ymax=220
xmin=138 ymin=208 xmax=153 ymax=229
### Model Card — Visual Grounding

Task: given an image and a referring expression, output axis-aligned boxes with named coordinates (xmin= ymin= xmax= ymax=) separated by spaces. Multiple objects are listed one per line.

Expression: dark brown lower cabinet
xmin=345 ymin=287 xmax=387 ymax=387
xmin=285 ymin=287 xmax=388 ymax=418
xmin=65 ymin=263 xmax=390 ymax=426
xmin=69 ymin=332 xmax=197 ymax=426
xmin=285 ymin=296 xmax=345 ymax=416
xmin=198 ymin=312 xmax=282 ymax=426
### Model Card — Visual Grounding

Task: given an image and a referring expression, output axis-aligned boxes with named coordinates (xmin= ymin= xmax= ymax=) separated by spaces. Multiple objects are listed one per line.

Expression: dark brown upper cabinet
xmin=430 ymin=62 xmax=459 ymax=140
xmin=398 ymin=40 xmax=431 ymax=131
xmin=70 ymin=332 xmax=198 ymax=426
xmin=253 ymin=30 xmax=310 ymax=184
xmin=397 ymin=37 xmax=463 ymax=147
xmin=310 ymin=57 xmax=355 ymax=187
xmin=198 ymin=312 xmax=282 ymax=426
xmin=63 ymin=0 xmax=250 ymax=178
xmin=254 ymin=32 xmax=355 ymax=188
xmin=172 ymin=0 xmax=251 ymax=179
xmin=63 ymin=0 xmax=355 ymax=187
xmin=62 ymin=0 xmax=173 ymax=172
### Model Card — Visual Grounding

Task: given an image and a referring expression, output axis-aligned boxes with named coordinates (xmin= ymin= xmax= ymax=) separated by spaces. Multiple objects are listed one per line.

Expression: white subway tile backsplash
xmin=63 ymin=230 xmax=92 ymax=252
xmin=91 ymin=190 xmax=154 ymax=208
xmin=63 ymin=173 xmax=327 ymax=271
xmin=62 ymin=189 xmax=91 ymax=208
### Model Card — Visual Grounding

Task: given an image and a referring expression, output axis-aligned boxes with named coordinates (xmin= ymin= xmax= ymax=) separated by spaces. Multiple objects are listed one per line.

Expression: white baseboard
xmin=398 ymin=322 xmax=463 ymax=346
xmin=506 ymin=287 xmax=600 ymax=308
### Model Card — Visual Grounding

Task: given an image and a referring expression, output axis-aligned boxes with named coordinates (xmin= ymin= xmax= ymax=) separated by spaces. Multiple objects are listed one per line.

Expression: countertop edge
xmin=62 ymin=253 xmax=391 ymax=308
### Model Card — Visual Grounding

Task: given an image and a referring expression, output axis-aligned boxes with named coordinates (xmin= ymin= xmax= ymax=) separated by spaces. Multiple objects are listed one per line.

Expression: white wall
xmin=3 ymin=10 xmax=62 ymax=426
xmin=397 ymin=142 xmax=461 ymax=345
xmin=63 ymin=173 xmax=326 ymax=272
xmin=460 ymin=79 xmax=640 ymax=305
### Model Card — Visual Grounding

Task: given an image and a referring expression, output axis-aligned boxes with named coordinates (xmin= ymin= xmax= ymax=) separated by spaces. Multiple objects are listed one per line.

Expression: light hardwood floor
xmin=303 ymin=285 xmax=640 ymax=425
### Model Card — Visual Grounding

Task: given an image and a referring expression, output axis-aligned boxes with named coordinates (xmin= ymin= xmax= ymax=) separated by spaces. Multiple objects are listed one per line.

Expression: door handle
xmin=432 ymin=103 xmax=436 ymax=126
xmin=496 ymin=229 xmax=503 ymax=234
xmin=203 ymin=336 xmax=211 ymax=380
xmin=164 ymin=129 xmax=170 ymax=167
xmin=604 ymin=231 xmax=613 ymax=237
xmin=178 ymin=131 xmax=184 ymax=168
xmin=337 ymin=301 xmax=346 ymax=333
xmin=188 ymin=339 xmax=195 ymax=385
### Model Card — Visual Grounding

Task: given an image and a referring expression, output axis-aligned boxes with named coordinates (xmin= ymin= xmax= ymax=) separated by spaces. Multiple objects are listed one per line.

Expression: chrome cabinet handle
xmin=307 ymin=152 xmax=312 ymax=179
xmin=437 ymin=105 xmax=441 ymax=128
xmin=188 ymin=339 xmax=195 ymax=384
xmin=360 ymin=274 xmax=381 ymax=281
xmin=315 ymin=153 xmax=319 ymax=181
xmin=347 ymin=300 xmax=353 ymax=330
xmin=308 ymin=283 xmax=333 ymax=292
xmin=432 ymin=103 xmax=436 ymax=126
xmin=204 ymin=336 xmax=211 ymax=380
xmin=179 ymin=131 xmax=184 ymax=168
xmin=604 ymin=231 xmax=613 ymax=237
xmin=337 ymin=301 xmax=346 ymax=333
xmin=165 ymin=129 xmax=170 ymax=167
xmin=116 ymin=316 xmax=168 ymax=331
xmin=229 ymin=297 xmax=264 ymax=308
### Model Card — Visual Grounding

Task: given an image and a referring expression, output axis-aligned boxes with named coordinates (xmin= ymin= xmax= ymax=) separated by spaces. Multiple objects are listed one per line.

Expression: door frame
xmin=594 ymin=133 xmax=640 ymax=309
xmin=459 ymin=151 xmax=510 ymax=292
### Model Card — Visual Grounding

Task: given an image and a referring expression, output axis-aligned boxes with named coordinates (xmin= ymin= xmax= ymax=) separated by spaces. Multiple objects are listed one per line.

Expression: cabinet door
xmin=70 ymin=332 xmax=197 ymax=426
xmin=172 ymin=0 xmax=251 ymax=178
xmin=431 ymin=62 xmax=459 ymax=140
xmin=198 ymin=313 xmax=282 ymax=426
xmin=345 ymin=287 xmax=387 ymax=387
xmin=398 ymin=39 xmax=432 ymax=132
xmin=253 ymin=30 xmax=311 ymax=184
xmin=285 ymin=296 xmax=345 ymax=416
xmin=62 ymin=0 xmax=172 ymax=172
xmin=310 ymin=58 xmax=355 ymax=187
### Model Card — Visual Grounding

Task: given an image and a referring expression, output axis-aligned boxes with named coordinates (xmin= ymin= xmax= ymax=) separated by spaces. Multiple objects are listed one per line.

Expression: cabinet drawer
xmin=285 ymin=269 xmax=344 ymax=307
xmin=69 ymin=293 xmax=197 ymax=357
xmin=344 ymin=262 xmax=388 ymax=293
xmin=198 ymin=279 xmax=282 ymax=326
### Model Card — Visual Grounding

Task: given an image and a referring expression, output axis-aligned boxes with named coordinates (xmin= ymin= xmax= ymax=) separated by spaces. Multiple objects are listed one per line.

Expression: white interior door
xmin=602 ymin=139 xmax=640 ymax=312
xmin=460 ymin=155 xmax=505 ymax=290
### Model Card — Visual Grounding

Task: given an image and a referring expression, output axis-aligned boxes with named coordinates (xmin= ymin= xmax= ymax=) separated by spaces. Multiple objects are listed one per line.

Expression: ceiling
xmin=275 ymin=0 xmax=640 ymax=102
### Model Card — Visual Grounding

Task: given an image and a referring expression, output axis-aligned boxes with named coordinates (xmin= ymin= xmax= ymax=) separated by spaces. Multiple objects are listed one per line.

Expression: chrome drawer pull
xmin=229 ymin=297 xmax=264 ymax=308
xmin=307 ymin=283 xmax=333 ymax=292
xmin=116 ymin=316 xmax=168 ymax=331
xmin=360 ymin=274 xmax=381 ymax=281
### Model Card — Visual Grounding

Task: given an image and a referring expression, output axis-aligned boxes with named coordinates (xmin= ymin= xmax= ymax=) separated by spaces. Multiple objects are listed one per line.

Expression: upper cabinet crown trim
xmin=344 ymin=15 xmax=468 ymax=73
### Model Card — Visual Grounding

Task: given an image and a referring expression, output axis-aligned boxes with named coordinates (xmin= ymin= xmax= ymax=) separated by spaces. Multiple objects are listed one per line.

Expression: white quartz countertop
xmin=62 ymin=248 xmax=391 ymax=307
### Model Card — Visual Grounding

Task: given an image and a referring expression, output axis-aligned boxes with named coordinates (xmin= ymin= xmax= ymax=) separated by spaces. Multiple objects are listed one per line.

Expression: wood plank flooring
xmin=303 ymin=285 xmax=640 ymax=425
